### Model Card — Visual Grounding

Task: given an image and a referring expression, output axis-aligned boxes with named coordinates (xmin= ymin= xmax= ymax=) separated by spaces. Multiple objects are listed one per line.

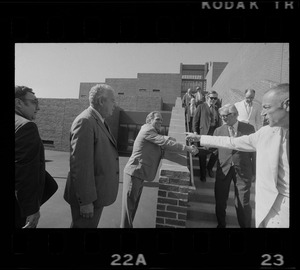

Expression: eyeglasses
xmin=21 ymin=98 xmax=39 ymax=106
xmin=209 ymin=97 xmax=218 ymax=100
xmin=220 ymin=113 xmax=233 ymax=118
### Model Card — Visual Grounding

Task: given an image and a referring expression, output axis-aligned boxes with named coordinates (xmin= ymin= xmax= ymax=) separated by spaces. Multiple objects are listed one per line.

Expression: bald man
xmin=186 ymin=84 xmax=289 ymax=228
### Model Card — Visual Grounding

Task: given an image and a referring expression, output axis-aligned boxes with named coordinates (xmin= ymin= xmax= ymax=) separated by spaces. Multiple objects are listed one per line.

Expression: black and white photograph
xmin=6 ymin=1 xmax=297 ymax=269
xmin=14 ymin=43 xmax=289 ymax=229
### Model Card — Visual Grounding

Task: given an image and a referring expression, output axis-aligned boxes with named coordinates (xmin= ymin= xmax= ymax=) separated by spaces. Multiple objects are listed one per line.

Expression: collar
xmin=228 ymin=120 xmax=239 ymax=131
xmin=244 ymin=100 xmax=252 ymax=106
xmin=89 ymin=106 xmax=104 ymax=123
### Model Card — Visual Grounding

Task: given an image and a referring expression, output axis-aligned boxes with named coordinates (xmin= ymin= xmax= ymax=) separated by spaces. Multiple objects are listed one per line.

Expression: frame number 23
xmin=261 ymin=254 xmax=284 ymax=266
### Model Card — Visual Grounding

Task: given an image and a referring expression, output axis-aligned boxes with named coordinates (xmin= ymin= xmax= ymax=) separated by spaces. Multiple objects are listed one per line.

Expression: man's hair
xmin=219 ymin=103 xmax=238 ymax=115
xmin=146 ymin=111 xmax=161 ymax=124
xmin=89 ymin=84 xmax=113 ymax=106
xmin=245 ymin=88 xmax=256 ymax=95
xmin=15 ymin=86 xmax=35 ymax=99
xmin=206 ymin=90 xmax=218 ymax=97
xmin=266 ymin=83 xmax=289 ymax=104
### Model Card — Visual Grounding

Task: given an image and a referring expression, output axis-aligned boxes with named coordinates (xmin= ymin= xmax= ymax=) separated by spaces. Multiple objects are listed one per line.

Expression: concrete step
xmin=188 ymin=183 xmax=255 ymax=207
xmin=186 ymin=200 xmax=255 ymax=228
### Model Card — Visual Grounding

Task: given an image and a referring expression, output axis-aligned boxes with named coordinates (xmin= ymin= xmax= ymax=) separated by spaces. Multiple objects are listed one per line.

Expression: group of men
xmin=15 ymin=83 xmax=289 ymax=229
xmin=15 ymin=84 xmax=198 ymax=229
xmin=184 ymin=84 xmax=289 ymax=228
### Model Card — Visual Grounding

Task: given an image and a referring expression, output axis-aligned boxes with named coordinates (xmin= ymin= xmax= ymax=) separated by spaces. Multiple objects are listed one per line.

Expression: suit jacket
xmin=201 ymin=125 xmax=287 ymax=227
xmin=193 ymin=102 xmax=222 ymax=135
xmin=15 ymin=113 xmax=45 ymax=217
xmin=124 ymin=124 xmax=186 ymax=182
xmin=235 ymin=100 xmax=262 ymax=131
xmin=64 ymin=107 xmax=119 ymax=208
xmin=213 ymin=121 xmax=256 ymax=179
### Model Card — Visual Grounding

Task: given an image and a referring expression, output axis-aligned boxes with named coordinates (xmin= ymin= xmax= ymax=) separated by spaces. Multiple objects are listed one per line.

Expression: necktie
xmin=246 ymin=102 xmax=252 ymax=115
xmin=229 ymin=125 xmax=235 ymax=137
xmin=210 ymin=105 xmax=215 ymax=125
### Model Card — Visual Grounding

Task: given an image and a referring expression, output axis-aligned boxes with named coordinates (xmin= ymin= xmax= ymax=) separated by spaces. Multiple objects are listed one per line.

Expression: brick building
xmin=35 ymin=63 xmax=205 ymax=152
xmin=34 ymin=43 xmax=289 ymax=154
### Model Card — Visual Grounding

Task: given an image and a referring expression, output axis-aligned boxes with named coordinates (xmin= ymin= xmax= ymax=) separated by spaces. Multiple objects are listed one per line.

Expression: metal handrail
xmin=186 ymin=113 xmax=195 ymax=188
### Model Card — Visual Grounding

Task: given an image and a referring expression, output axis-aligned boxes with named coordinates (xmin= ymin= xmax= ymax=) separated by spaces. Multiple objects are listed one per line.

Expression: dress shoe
xmin=200 ymin=177 xmax=206 ymax=182
xmin=207 ymin=168 xmax=214 ymax=178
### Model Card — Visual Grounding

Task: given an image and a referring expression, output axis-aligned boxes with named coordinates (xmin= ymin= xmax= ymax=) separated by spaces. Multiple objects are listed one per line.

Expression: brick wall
xmin=79 ymin=73 xmax=181 ymax=110
xmin=156 ymin=98 xmax=193 ymax=228
xmin=35 ymin=95 xmax=163 ymax=152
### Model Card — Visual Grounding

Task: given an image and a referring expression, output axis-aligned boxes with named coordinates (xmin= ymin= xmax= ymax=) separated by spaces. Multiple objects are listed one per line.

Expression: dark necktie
xmin=210 ymin=105 xmax=215 ymax=125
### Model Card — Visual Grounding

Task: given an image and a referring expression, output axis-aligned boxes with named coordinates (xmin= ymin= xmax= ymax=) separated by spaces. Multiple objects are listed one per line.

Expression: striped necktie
xmin=229 ymin=125 xmax=235 ymax=137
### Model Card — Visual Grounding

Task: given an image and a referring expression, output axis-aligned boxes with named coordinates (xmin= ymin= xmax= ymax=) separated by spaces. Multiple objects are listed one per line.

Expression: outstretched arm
xmin=185 ymin=132 xmax=258 ymax=152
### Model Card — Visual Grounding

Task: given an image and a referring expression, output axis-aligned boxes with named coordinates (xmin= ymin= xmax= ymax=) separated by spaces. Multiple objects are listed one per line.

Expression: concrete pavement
xmin=38 ymin=150 xmax=159 ymax=228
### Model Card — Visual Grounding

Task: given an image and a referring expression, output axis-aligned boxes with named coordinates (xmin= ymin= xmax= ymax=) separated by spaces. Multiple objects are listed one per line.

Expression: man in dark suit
xmin=120 ymin=111 xmax=198 ymax=228
xmin=64 ymin=84 xmax=119 ymax=228
xmin=193 ymin=91 xmax=222 ymax=181
xmin=213 ymin=104 xmax=256 ymax=228
xmin=15 ymin=86 xmax=58 ymax=228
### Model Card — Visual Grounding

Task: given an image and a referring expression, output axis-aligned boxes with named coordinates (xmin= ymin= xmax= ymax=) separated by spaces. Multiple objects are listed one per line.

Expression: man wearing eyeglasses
xmin=15 ymin=86 xmax=58 ymax=228
xmin=193 ymin=91 xmax=222 ymax=182
xmin=213 ymin=104 xmax=256 ymax=228
xmin=235 ymin=89 xmax=262 ymax=131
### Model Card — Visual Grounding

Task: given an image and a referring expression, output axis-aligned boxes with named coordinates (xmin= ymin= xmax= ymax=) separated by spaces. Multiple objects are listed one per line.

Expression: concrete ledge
xmin=155 ymin=96 xmax=192 ymax=228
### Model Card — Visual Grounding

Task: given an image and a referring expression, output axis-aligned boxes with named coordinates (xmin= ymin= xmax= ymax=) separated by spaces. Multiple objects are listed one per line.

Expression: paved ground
xmin=38 ymin=150 xmax=256 ymax=228
xmin=38 ymin=150 xmax=159 ymax=228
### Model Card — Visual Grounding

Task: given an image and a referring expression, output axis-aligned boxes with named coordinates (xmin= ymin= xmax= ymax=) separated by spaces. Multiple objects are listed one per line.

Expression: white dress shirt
xmin=235 ymin=100 xmax=262 ymax=131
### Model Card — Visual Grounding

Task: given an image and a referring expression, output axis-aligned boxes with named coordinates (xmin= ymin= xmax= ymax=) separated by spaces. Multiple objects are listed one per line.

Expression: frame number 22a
xmin=111 ymin=254 xmax=147 ymax=266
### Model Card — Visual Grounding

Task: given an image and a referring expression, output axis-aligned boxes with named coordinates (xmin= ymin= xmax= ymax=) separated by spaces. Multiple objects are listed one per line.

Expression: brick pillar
xmin=156 ymin=170 xmax=190 ymax=228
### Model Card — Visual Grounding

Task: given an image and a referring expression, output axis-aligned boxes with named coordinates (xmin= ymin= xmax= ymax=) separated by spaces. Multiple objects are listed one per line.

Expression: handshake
xmin=186 ymin=144 xmax=199 ymax=156
xmin=185 ymin=132 xmax=201 ymax=143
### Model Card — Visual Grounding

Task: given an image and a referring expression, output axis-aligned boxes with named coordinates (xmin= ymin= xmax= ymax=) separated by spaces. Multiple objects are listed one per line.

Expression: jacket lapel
xmin=88 ymin=108 xmax=118 ymax=148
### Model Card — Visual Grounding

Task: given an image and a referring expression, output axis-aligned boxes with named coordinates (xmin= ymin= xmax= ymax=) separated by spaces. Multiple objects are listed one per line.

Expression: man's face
xmin=245 ymin=91 xmax=255 ymax=104
xmin=17 ymin=92 xmax=39 ymax=120
xmin=101 ymin=90 xmax=116 ymax=118
xmin=206 ymin=94 xmax=218 ymax=107
xmin=150 ymin=113 xmax=163 ymax=132
xmin=220 ymin=110 xmax=238 ymax=126
xmin=261 ymin=91 xmax=288 ymax=127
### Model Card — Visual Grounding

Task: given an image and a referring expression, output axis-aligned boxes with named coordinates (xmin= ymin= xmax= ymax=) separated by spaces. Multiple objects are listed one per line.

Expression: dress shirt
xmin=277 ymin=127 xmax=289 ymax=197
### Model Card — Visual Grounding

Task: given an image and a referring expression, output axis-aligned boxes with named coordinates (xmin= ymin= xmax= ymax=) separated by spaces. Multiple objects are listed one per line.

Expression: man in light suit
xmin=193 ymin=91 xmax=222 ymax=182
xmin=15 ymin=86 xmax=58 ymax=228
xmin=235 ymin=89 xmax=262 ymax=131
xmin=64 ymin=84 xmax=119 ymax=228
xmin=186 ymin=84 xmax=289 ymax=228
xmin=120 ymin=111 xmax=198 ymax=228
xmin=213 ymin=104 xmax=256 ymax=228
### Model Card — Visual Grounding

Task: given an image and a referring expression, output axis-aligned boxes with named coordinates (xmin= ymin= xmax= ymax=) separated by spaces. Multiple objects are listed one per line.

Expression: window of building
xmin=42 ymin=140 xmax=54 ymax=147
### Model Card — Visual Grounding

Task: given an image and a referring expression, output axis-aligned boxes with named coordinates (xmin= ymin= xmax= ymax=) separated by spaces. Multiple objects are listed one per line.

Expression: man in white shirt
xmin=186 ymin=84 xmax=289 ymax=228
xmin=235 ymin=89 xmax=262 ymax=131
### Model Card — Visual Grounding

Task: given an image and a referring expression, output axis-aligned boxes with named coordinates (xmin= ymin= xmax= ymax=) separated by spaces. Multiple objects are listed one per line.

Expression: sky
xmin=15 ymin=43 xmax=243 ymax=99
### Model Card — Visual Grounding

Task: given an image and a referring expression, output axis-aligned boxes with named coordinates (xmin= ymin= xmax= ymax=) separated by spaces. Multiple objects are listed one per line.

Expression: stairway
xmin=186 ymin=155 xmax=256 ymax=228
